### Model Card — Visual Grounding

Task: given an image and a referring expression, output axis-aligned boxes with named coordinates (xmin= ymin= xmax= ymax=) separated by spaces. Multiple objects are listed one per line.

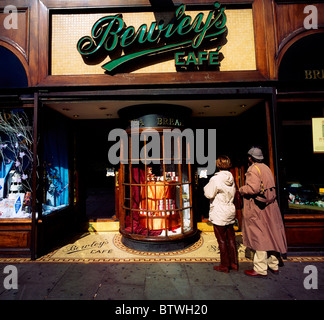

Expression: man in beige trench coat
xmin=239 ymin=147 xmax=287 ymax=277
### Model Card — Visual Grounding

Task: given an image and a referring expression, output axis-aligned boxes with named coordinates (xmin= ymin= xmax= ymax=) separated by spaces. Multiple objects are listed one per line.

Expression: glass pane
xmin=175 ymin=184 xmax=181 ymax=211
xmin=43 ymin=109 xmax=70 ymax=215
xmin=182 ymin=183 xmax=191 ymax=232
xmin=124 ymin=209 xmax=132 ymax=233
xmin=0 ymin=109 xmax=33 ymax=219
xmin=124 ymin=184 xmax=130 ymax=209
xmin=165 ymin=163 xmax=179 ymax=182
xmin=124 ymin=164 xmax=130 ymax=184
xmin=181 ymin=164 xmax=189 ymax=183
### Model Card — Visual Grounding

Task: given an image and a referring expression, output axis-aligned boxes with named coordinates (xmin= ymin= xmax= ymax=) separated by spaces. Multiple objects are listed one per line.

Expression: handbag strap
xmin=253 ymin=165 xmax=265 ymax=193
xmin=253 ymin=164 xmax=277 ymax=205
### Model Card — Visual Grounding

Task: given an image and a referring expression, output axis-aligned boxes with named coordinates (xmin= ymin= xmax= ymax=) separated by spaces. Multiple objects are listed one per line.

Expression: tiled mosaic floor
xmin=1 ymin=232 xmax=324 ymax=263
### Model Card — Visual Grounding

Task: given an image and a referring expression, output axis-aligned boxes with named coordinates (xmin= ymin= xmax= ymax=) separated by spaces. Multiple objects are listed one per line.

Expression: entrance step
xmin=197 ymin=221 xmax=214 ymax=231
xmin=83 ymin=220 xmax=120 ymax=232
xmin=83 ymin=221 xmax=215 ymax=232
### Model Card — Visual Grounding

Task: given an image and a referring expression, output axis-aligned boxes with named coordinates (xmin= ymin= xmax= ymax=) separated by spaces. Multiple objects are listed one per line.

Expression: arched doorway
xmin=278 ymin=31 xmax=324 ymax=82
xmin=277 ymin=31 xmax=324 ymax=249
xmin=0 ymin=45 xmax=28 ymax=88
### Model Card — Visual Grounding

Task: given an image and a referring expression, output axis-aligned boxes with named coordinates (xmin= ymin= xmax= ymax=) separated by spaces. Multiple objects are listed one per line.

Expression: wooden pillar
xmin=31 ymin=92 xmax=45 ymax=259
xmin=265 ymin=100 xmax=274 ymax=175
xmin=31 ymin=92 xmax=38 ymax=260
xmin=267 ymin=90 xmax=282 ymax=210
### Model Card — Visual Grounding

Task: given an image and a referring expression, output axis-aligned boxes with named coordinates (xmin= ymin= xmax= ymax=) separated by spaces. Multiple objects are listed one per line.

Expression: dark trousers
xmin=213 ymin=224 xmax=238 ymax=267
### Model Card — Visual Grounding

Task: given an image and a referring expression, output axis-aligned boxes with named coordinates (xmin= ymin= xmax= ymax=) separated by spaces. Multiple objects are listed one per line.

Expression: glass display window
xmin=0 ymin=108 xmax=33 ymax=219
xmin=279 ymin=102 xmax=324 ymax=213
xmin=42 ymin=108 xmax=70 ymax=216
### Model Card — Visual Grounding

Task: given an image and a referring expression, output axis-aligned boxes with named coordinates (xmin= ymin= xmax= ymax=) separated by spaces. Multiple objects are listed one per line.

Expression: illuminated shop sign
xmin=129 ymin=115 xmax=184 ymax=128
xmin=77 ymin=2 xmax=227 ymax=73
xmin=304 ymin=69 xmax=324 ymax=80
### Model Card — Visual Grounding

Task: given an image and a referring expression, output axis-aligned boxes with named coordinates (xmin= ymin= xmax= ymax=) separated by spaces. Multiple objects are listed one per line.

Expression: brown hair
xmin=216 ymin=155 xmax=232 ymax=170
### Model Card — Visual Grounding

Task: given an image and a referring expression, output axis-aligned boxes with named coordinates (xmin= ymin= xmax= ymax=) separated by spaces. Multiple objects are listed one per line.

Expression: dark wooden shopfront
xmin=1 ymin=0 xmax=324 ymax=258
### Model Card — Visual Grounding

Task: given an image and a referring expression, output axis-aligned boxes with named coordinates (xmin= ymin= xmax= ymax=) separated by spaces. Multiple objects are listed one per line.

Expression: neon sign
xmin=77 ymin=2 xmax=227 ymax=72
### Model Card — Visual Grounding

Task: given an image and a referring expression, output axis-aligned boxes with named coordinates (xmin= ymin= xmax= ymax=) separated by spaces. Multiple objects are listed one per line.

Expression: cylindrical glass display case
xmin=118 ymin=105 xmax=196 ymax=242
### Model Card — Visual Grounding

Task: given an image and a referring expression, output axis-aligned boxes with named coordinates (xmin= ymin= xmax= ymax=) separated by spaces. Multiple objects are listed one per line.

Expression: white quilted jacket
xmin=204 ymin=170 xmax=236 ymax=226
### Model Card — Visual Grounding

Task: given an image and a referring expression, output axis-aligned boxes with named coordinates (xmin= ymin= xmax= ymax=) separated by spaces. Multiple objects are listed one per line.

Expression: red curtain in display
xmin=124 ymin=167 xmax=180 ymax=236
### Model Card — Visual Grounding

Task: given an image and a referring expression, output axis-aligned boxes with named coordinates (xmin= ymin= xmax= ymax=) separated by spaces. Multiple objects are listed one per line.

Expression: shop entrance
xmin=44 ymin=95 xmax=271 ymax=238
xmin=76 ymin=120 xmax=119 ymax=220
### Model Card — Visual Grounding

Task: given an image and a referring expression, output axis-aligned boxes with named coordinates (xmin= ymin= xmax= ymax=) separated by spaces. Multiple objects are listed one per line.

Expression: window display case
xmin=287 ymin=183 xmax=324 ymax=212
xmin=118 ymin=105 xmax=196 ymax=242
xmin=0 ymin=109 xmax=34 ymax=219
xmin=0 ymin=108 xmax=35 ymax=257
xmin=279 ymin=102 xmax=324 ymax=214
xmin=278 ymin=100 xmax=324 ymax=248
xmin=0 ymin=108 xmax=70 ymax=219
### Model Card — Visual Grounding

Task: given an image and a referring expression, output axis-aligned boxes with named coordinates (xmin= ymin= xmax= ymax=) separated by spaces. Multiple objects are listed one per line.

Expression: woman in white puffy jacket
xmin=204 ymin=155 xmax=238 ymax=273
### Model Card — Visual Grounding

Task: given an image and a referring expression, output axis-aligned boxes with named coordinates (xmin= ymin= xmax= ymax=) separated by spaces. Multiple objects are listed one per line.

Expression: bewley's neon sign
xmin=77 ymin=2 xmax=226 ymax=72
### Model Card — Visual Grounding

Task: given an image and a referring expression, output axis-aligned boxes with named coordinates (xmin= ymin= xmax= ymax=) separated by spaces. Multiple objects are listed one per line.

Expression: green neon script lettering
xmin=102 ymin=40 xmax=192 ymax=72
xmin=77 ymin=15 xmax=124 ymax=55
xmin=77 ymin=2 xmax=226 ymax=72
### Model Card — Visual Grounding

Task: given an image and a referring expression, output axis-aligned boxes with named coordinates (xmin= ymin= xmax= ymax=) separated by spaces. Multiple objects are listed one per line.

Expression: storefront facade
xmin=0 ymin=0 xmax=323 ymax=258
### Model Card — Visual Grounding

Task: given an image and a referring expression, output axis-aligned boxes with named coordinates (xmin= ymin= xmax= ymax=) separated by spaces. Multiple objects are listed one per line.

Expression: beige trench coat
xmin=239 ymin=163 xmax=287 ymax=254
